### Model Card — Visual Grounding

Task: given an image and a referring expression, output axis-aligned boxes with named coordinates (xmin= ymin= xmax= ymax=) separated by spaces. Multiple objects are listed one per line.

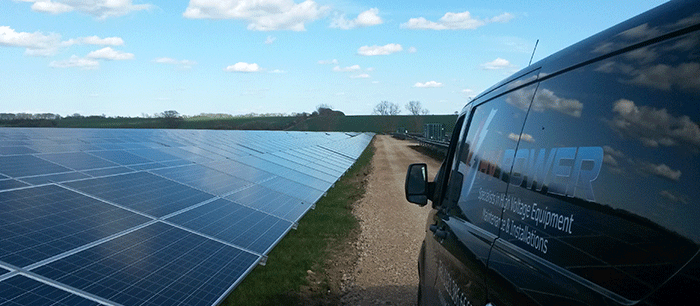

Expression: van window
xmin=447 ymin=82 xmax=539 ymax=236
xmin=500 ymin=30 xmax=700 ymax=300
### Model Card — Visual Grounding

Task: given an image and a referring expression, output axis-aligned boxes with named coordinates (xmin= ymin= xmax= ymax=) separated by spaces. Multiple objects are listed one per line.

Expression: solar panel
xmin=0 ymin=185 xmax=151 ymax=267
xmin=64 ymin=172 xmax=215 ymax=218
xmin=0 ymin=180 xmax=27 ymax=192
xmin=225 ymin=184 xmax=310 ymax=221
xmin=0 ymin=275 xmax=101 ymax=306
xmin=0 ymin=146 xmax=37 ymax=156
xmin=19 ymin=172 xmax=90 ymax=185
xmin=166 ymin=198 xmax=293 ymax=254
xmin=0 ymin=155 xmax=71 ymax=178
xmin=36 ymin=152 xmax=120 ymax=171
xmin=151 ymin=164 xmax=252 ymax=196
xmin=0 ymin=127 xmax=373 ymax=305
xmin=32 ymin=222 xmax=259 ymax=306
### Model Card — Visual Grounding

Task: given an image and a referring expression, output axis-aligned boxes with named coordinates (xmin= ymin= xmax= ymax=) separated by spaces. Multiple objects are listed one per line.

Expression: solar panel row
xmin=0 ymin=128 xmax=373 ymax=306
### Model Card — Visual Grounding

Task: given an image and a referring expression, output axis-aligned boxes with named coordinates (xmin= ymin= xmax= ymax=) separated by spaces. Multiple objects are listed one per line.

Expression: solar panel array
xmin=0 ymin=128 xmax=373 ymax=306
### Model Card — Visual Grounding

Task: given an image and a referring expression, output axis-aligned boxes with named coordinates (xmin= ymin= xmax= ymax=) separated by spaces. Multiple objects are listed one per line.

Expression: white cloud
xmin=505 ymin=87 xmax=583 ymax=117
xmin=351 ymin=73 xmax=370 ymax=78
xmin=23 ymin=0 xmax=152 ymax=19
xmin=461 ymin=89 xmax=474 ymax=94
xmin=0 ymin=26 xmax=61 ymax=56
xmin=611 ymin=99 xmax=700 ymax=148
xmin=331 ymin=8 xmax=382 ymax=29
xmin=401 ymin=11 xmax=513 ymax=30
xmin=318 ymin=59 xmax=338 ymax=64
xmin=333 ymin=64 xmax=360 ymax=72
xmin=414 ymin=81 xmax=443 ymax=88
xmin=603 ymin=145 xmax=626 ymax=167
xmin=408 ymin=46 xmax=417 ymax=53
xmin=269 ymin=69 xmax=285 ymax=73
xmin=357 ymin=43 xmax=402 ymax=56
xmin=29 ymin=0 xmax=74 ymax=14
xmin=49 ymin=55 xmax=99 ymax=69
xmin=225 ymin=62 xmax=262 ymax=72
xmin=183 ymin=0 xmax=329 ymax=31
xmin=87 ymin=47 xmax=134 ymax=60
xmin=265 ymin=35 xmax=276 ymax=44
xmin=1 ymin=26 xmax=129 ymax=57
xmin=481 ymin=57 xmax=512 ymax=70
xmin=626 ymin=62 xmax=700 ymax=91
xmin=532 ymin=89 xmax=583 ymax=117
xmin=642 ymin=162 xmax=682 ymax=181
xmin=154 ymin=57 xmax=196 ymax=68
xmin=507 ymin=132 xmax=535 ymax=143
xmin=659 ymin=190 xmax=688 ymax=204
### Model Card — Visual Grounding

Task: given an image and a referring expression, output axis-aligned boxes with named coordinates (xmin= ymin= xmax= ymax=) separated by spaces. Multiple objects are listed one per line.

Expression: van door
xmin=487 ymin=29 xmax=700 ymax=305
xmin=428 ymin=71 xmax=539 ymax=306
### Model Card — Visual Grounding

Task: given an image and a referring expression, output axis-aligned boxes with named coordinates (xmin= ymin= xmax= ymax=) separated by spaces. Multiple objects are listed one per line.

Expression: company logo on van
xmin=467 ymin=109 xmax=604 ymax=202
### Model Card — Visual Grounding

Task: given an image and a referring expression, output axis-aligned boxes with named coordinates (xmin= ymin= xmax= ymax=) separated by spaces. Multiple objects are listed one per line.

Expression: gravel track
xmin=341 ymin=135 xmax=442 ymax=305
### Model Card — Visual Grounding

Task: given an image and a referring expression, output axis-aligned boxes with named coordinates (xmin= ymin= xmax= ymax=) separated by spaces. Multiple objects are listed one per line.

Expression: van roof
xmin=471 ymin=0 xmax=700 ymax=103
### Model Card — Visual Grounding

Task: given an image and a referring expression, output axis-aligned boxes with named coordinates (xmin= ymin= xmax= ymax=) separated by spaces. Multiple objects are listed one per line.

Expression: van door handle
xmin=429 ymin=224 xmax=448 ymax=239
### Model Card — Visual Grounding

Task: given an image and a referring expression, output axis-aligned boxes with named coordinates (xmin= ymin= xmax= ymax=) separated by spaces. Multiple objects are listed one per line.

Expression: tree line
xmin=373 ymin=101 xmax=429 ymax=116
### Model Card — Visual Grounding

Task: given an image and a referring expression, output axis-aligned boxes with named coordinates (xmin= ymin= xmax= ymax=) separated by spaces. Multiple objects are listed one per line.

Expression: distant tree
xmin=0 ymin=113 xmax=16 ymax=120
xmin=161 ymin=110 xmax=180 ymax=118
xmin=406 ymin=101 xmax=425 ymax=116
xmin=160 ymin=110 xmax=183 ymax=128
xmin=373 ymin=101 xmax=400 ymax=115
xmin=316 ymin=104 xmax=333 ymax=112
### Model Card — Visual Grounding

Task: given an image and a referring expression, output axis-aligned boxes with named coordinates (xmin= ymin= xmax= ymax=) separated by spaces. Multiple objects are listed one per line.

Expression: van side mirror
xmin=405 ymin=163 xmax=430 ymax=206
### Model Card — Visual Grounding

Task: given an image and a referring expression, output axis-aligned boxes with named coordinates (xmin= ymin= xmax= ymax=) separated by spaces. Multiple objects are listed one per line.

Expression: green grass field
xmin=1 ymin=114 xmax=457 ymax=135
xmin=288 ymin=114 xmax=457 ymax=134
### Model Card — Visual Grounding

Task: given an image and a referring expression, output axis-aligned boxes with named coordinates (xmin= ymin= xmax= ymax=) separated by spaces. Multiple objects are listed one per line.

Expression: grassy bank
xmin=288 ymin=114 xmax=457 ymax=135
xmin=222 ymin=139 xmax=375 ymax=305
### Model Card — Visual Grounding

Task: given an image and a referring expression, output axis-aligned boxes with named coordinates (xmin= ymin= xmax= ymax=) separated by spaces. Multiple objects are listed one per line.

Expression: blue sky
xmin=1 ymin=0 xmax=668 ymax=117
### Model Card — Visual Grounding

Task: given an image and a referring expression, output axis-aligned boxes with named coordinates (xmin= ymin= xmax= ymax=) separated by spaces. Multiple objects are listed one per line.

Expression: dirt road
xmin=341 ymin=135 xmax=442 ymax=305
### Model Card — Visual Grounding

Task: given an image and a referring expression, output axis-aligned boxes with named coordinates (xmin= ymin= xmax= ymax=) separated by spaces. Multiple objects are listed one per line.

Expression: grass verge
xmin=221 ymin=139 xmax=375 ymax=306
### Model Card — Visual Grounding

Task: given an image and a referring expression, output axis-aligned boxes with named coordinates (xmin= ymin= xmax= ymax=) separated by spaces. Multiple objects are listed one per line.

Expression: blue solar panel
xmin=0 ymin=275 xmax=100 ymax=306
xmin=64 ymin=172 xmax=214 ymax=217
xmin=205 ymin=160 xmax=275 ymax=184
xmin=0 ymin=180 xmax=27 ymax=192
xmin=37 ymin=152 xmax=119 ymax=171
xmin=126 ymin=162 xmax=168 ymax=171
xmin=0 ymin=156 xmax=71 ymax=178
xmin=0 ymin=146 xmax=37 ymax=156
xmin=32 ymin=222 xmax=259 ymax=306
xmin=0 ymin=127 xmax=373 ymax=305
xmin=126 ymin=148 xmax=181 ymax=162
xmin=82 ymin=166 xmax=133 ymax=177
xmin=167 ymin=198 xmax=293 ymax=254
xmin=225 ymin=185 xmax=311 ymax=221
xmin=0 ymin=185 xmax=151 ymax=267
xmin=85 ymin=150 xmax=151 ymax=166
xmin=260 ymin=176 xmax=325 ymax=204
xmin=152 ymin=164 xmax=251 ymax=196
xmin=20 ymin=172 xmax=90 ymax=185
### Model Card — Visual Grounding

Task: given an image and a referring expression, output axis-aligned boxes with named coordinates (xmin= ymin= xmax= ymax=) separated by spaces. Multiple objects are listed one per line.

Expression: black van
xmin=405 ymin=1 xmax=700 ymax=305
